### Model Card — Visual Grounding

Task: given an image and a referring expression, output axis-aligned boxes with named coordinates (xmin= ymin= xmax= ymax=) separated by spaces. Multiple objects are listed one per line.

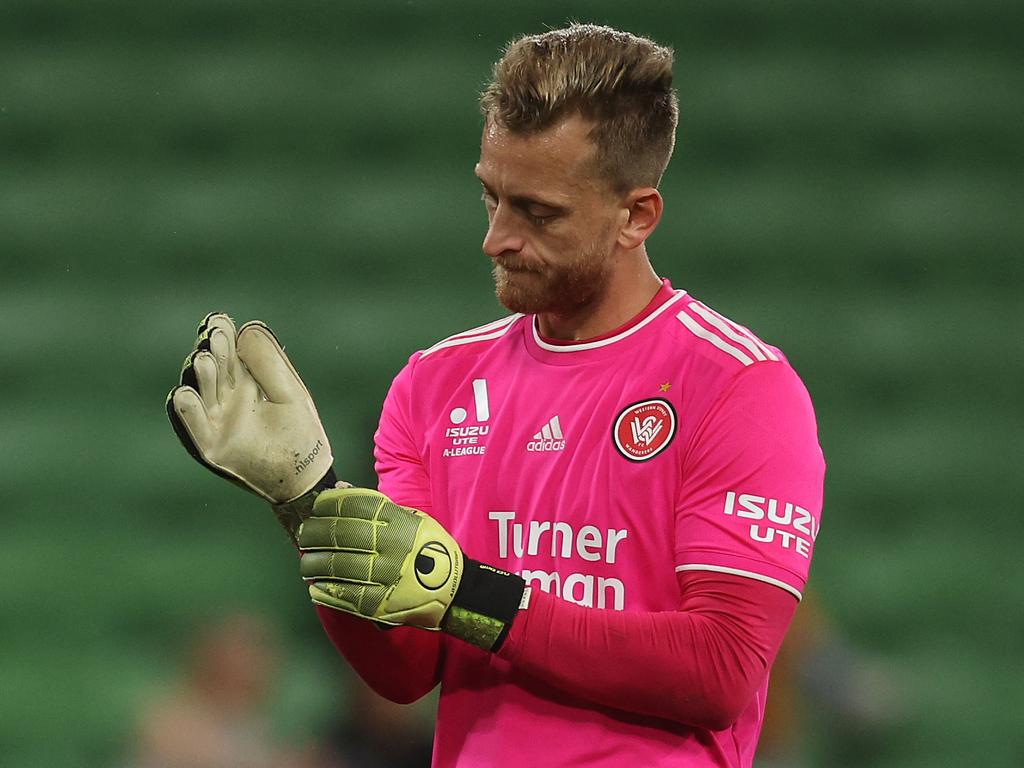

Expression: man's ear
xmin=617 ymin=187 xmax=663 ymax=250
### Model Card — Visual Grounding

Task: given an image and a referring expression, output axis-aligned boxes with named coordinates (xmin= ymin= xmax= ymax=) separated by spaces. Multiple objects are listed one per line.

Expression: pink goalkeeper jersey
xmin=374 ymin=279 xmax=825 ymax=768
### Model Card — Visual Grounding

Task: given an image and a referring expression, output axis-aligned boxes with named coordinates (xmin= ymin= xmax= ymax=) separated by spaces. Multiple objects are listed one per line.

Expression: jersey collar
xmin=523 ymin=279 xmax=688 ymax=364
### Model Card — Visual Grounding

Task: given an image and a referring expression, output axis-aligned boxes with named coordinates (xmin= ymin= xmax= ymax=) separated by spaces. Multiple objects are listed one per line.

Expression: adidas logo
xmin=527 ymin=416 xmax=566 ymax=452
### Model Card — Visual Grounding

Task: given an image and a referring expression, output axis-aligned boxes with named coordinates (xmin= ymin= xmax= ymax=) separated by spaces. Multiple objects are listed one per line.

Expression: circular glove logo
xmin=613 ymin=398 xmax=677 ymax=462
xmin=414 ymin=541 xmax=454 ymax=590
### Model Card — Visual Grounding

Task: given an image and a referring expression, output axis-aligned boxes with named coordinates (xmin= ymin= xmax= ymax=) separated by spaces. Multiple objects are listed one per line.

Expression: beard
xmin=492 ymin=243 xmax=612 ymax=315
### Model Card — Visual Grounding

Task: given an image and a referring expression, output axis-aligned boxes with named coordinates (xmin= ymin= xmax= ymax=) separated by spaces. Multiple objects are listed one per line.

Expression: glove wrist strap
xmin=442 ymin=559 xmax=526 ymax=652
xmin=272 ymin=467 xmax=338 ymax=545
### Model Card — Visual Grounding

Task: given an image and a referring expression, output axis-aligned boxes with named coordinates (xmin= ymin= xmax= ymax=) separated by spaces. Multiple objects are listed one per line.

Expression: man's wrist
xmin=441 ymin=559 xmax=526 ymax=652
xmin=272 ymin=466 xmax=339 ymax=544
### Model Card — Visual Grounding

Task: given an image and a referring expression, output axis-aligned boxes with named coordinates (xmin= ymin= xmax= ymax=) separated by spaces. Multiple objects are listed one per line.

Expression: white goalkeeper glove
xmin=166 ymin=313 xmax=337 ymax=541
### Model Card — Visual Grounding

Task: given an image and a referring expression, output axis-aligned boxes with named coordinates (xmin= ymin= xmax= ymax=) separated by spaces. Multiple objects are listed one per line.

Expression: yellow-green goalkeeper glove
xmin=166 ymin=313 xmax=337 ymax=542
xmin=299 ymin=488 xmax=527 ymax=652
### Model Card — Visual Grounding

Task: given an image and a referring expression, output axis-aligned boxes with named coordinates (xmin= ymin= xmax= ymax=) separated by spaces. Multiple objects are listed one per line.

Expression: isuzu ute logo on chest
xmin=612 ymin=399 xmax=677 ymax=461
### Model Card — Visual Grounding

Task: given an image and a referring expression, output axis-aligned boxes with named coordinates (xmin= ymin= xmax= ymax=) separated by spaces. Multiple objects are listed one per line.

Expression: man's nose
xmin=482 ymin=205 xmax=525 ymax=259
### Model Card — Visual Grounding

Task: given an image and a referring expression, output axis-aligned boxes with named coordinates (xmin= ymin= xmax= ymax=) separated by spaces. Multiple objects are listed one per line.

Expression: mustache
xmin=493 ymin=255 xmax=539 ymax=272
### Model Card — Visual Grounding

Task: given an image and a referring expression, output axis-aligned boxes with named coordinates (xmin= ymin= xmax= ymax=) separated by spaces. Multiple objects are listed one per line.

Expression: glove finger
xmin=309 ymin=581 xmax=394 ymax=622
xmin=297 ymin=516 xmax=379 ymax=552
xmin=195 ymin=311 xmax=234 ymax=355
xmin=192 ymin=351 xmax=220 ymax=406
xmin=198 ymin=312 xmax=236 ymax=340
xmin=311 ymin=488 xmax=389 ymax=520
xmin=179 ymin=313 xmax=233 ymax=390
xmin=196 ymin=311 xmax=233 ymax=338
xmin=208 ymin=328 xmax=238 ymax=401
xmin=169 ymin=386 xmax=216 ymax=452
xmin=166 ymin=386 xmax=200 ymax=461
xmin=179 ymin=350 xmax=200 ymax=391
xmin=300 ymin=550 xmax=381 ymax=583
xmin=236 ymin=321 xmax=306 ymax=404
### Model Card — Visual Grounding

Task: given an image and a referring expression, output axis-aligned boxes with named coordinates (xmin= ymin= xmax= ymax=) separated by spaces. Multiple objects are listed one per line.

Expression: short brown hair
xmin=480 ymin=23 xmax=679 ymax=193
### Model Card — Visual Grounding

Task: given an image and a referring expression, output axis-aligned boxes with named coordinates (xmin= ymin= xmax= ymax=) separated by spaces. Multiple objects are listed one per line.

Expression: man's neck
xmin=536 ymin=255 xmax=662 ymax=341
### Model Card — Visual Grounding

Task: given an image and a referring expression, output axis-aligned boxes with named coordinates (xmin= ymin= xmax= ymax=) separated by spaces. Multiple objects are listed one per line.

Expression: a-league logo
xmin=612 ymin=399 xmax=677 ymax=462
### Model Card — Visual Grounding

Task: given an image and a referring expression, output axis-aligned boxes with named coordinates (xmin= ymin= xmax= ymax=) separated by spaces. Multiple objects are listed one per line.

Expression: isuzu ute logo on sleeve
xmin=612 ymin=399 xmax=677 ymax=461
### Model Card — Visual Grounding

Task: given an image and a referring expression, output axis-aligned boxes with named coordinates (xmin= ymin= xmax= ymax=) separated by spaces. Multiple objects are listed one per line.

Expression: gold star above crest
xmin=659 ymin=382 xmax=672 ymax=392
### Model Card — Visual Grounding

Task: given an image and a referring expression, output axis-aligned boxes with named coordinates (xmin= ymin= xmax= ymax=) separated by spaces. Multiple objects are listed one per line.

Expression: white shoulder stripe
xmin=688 ymin=303 xmax=777 ymax=362
xmin=450 ymin=313 xmax=522 ymax=341
xmin=420 ymin=314 xmax=522 ymax=358
xmin=735 ymin=322 xmax=778 ymax=362
xmin=675 ymin=310 xmax=756 ymax=366
xmin=698 ymin=303 xmax=779 ymax=362
xmin=676 ymin=564 xmax=802 ymax=600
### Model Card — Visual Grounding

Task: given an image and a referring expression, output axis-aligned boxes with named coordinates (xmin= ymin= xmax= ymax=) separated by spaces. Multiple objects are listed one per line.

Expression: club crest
xmin=612 ymin=399 xmax=677 ymax=462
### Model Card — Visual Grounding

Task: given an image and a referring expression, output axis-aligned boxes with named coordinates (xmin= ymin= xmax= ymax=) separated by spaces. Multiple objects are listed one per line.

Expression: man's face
xmin=475 ymin=115 xmax=625 ymax=315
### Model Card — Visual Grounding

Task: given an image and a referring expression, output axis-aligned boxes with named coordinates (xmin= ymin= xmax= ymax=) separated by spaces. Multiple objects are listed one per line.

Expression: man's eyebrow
xmin=475 ymin=174 xmax=567 ymax=212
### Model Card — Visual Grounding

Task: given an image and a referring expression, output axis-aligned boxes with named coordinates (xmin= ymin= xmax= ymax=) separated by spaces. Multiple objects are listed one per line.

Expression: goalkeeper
xmin=168 ymin=24 xmax=825 ymax=768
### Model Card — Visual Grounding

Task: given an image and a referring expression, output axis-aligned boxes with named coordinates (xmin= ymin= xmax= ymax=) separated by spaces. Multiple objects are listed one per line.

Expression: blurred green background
xmin=1 ymin=0 xmax=1021 ymax=766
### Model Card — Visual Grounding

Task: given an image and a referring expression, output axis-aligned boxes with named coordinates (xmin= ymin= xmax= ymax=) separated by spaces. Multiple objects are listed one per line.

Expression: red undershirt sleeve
xmin=315 ymin=605 xmax=445 ymax=705
xmin=496 ymin=570 xmax=797 ymax=731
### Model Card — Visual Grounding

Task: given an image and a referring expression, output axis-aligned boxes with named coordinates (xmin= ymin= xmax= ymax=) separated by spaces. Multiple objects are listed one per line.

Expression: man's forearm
xmin=496 ymin=571 xmax=797 ymax=731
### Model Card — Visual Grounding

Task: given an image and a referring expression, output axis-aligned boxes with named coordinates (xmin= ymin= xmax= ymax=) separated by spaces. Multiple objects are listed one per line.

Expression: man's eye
xmin=527 ymin=208 xmax=558 ymax=226
xmin=481 ymin=191 xmax=497 ymax=208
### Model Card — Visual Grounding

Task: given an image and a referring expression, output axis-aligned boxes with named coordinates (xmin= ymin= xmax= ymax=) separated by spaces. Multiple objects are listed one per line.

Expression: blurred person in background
xmin=322 ymin=677 xmax=434 ymax=768
xmin=125 ymin=612 xmax=324 ymax=768
xmin=756 ymin=593 xmax=905 ymax=768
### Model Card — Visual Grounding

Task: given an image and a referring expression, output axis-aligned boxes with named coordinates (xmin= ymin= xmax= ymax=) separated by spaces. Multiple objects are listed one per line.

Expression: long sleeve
xmin=497 ymin=570 xmax=797 ymax=731
xmin=316 ymin=606 xmax=443 ymax=704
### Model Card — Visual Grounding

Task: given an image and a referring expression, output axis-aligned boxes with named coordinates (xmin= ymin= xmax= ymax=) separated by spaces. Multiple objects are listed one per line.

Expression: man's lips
xmin=494 ymin=259 xmax=537 ymax=273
